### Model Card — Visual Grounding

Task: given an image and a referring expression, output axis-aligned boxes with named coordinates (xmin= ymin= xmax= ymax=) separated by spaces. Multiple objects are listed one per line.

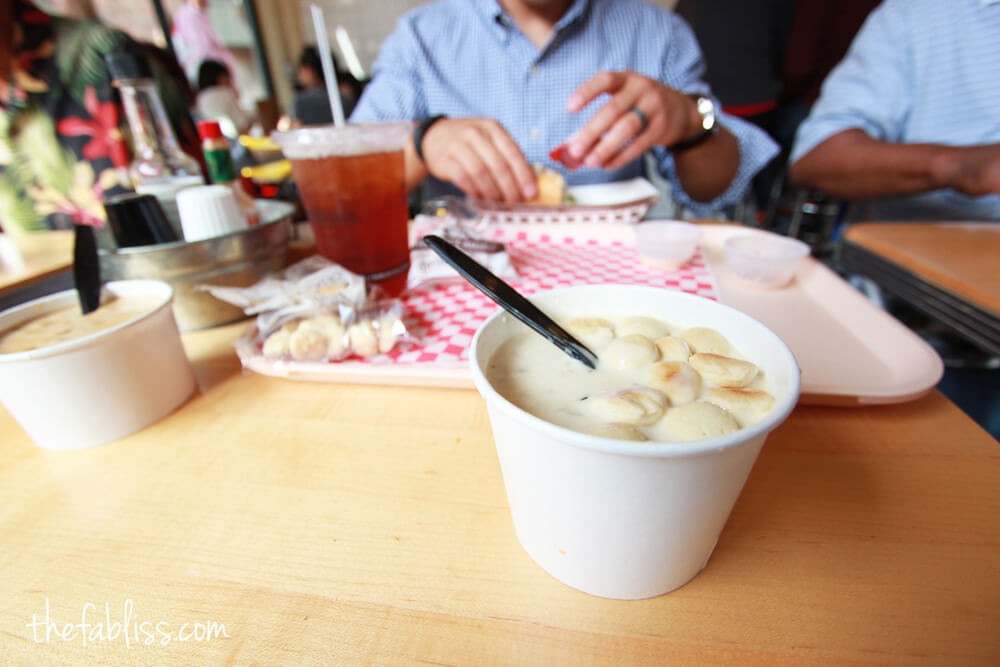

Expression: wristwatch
xmin=668 ymin=96 xmax=718 ymax=152
xmin=414 ymin=115 xmax=447 ymax=164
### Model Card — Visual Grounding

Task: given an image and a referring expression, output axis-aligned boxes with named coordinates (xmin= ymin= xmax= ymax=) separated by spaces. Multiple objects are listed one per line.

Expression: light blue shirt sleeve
xmin=351 ymin=12 xmax=428 ymax=122
xmin=788 ymin=0 xmax=1000 ymax=221
xmin=790 ymin=2 xmax=913 ymax=164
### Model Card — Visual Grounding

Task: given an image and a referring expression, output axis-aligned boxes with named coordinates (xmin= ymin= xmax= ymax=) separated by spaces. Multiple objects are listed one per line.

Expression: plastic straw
xmin=310 ymin=4 xmax=346 ymax=126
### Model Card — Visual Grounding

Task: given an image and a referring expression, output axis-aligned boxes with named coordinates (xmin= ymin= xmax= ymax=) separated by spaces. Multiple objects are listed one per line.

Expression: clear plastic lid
xmin=271 ymin=122 xmax=413 ymax=159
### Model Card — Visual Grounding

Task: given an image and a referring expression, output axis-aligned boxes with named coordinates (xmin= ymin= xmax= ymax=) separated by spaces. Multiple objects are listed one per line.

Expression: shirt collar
xmin=555 ymin=0 xmax=590 ymax=31
xmin=477 ymin=0 xmax=591 ymax=38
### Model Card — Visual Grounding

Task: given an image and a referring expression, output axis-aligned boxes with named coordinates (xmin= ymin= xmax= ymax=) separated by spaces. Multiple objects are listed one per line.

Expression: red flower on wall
xmin=56 ymin=86 xmax=130 ymax=167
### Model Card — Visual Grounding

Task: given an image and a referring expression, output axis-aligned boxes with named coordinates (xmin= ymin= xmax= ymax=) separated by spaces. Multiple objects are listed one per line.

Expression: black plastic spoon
xmin=421 ymin=234 xmax=598 ymax=369
xmin=73 ymin=224 xmax=102 ymax=315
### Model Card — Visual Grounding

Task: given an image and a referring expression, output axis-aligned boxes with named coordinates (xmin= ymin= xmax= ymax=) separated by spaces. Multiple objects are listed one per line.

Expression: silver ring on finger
xmin=628 ymin=107 xmax=649 ymax=134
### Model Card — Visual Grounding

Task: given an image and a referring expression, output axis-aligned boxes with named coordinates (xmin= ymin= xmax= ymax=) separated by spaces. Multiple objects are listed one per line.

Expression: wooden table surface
xmin=842 ymin=222 xmax=1000 ymax=316
xmin=1 ymin=322 xmax=998 ymax=665
xmin=0 ymin=231 xmax=74 ymax=298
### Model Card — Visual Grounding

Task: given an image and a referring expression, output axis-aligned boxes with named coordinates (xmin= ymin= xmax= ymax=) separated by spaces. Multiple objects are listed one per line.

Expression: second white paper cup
xmin=0 ymin=280 xmax=196 ymax=450
xmin=177 ymin=184 xmax=247 ymax=242
xmin=470 ymin=285 xmax=800 ymax=599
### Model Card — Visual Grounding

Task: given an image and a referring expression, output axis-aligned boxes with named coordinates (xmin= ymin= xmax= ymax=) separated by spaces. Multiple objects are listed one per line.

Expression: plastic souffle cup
xmin=634 ymin=219 xmax=702 ymax=268
xmin=724 ymin=232 xmax=810 ymax=289
xmin=469 ymin=284 xmax=801 ymax=600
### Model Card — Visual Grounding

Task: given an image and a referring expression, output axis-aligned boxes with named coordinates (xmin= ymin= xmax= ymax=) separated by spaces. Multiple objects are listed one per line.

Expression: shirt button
xmin=529 ymin=65 xmax=539 ymax=75
xmin=530 ymin=128 xmax=540 ymax=139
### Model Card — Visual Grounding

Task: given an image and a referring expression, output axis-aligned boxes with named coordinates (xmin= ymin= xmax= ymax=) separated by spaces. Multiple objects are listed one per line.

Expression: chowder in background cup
xmin=0 ymin=280 xmax=196 ymax=450
xmin=271 ymin=123 xmax=412 ymax=296
xmin=470 ymin=285 xmax=800 ymax=599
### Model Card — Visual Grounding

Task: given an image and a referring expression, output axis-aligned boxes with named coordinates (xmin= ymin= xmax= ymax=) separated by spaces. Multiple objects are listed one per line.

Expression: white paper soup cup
xmin=470 ymin=285 xmax=800 ymax=599
xmin=0 ymin=280 xmax=196 ymax=450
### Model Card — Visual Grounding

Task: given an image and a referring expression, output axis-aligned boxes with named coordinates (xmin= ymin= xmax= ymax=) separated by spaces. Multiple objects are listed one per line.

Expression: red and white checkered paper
xmin=380 ymin=225 xmax=719 ymax=366
xmin=239 ymin=224 xmax=719 ymax=382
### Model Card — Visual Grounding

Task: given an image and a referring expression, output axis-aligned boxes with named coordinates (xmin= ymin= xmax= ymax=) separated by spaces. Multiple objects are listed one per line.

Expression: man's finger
xmin=464 ymin=128 xmax=524 ymax=202
xmin=604 ymin=121 xmax=658 ymax=170
xmin=550 ymin=144 xmax=584 ymax=170
xmin=582 ymin=109 xmax=648 ymax=168
xmin=448 ymin=147 xmax=503 ymax=201
xmin=567 ymin=92 xmax=639 ymax=161
xmin=566 ymin=70 xmax=625 ymax=113
xmin=487 ymin=125 xmax=538 ymax=200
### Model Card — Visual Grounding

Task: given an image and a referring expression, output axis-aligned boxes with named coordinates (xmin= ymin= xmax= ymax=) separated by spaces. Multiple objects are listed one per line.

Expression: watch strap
xmin=668 ymin=96 xmax=718 ymax=153
xmin=668 ymin=127 xmax=714 ymax=152
xmin=414 ymin=115 xmax=447 ymax=164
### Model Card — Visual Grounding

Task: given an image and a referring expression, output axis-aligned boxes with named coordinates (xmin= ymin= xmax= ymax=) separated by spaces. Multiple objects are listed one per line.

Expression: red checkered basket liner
xmin=239 ymin=224 xmax=719 ymax=384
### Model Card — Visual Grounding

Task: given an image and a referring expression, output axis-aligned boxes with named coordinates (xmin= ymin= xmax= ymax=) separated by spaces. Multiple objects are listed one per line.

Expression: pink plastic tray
xmin=241 ymin=224 xmax=943 ymax=406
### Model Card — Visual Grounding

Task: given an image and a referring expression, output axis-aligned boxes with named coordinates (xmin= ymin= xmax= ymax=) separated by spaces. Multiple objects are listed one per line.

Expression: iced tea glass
xmin=272 ymin=123 xmax=412 ymax=296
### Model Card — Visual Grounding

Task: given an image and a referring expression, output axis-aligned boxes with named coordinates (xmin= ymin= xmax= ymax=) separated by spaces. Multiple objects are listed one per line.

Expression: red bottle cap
xmin=197 ymin=120 xmax=223 ymax=140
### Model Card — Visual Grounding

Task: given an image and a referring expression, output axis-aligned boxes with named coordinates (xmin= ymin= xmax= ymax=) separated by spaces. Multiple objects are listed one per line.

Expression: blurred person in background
xmin=350 ymin=0 xmax=777 ymax=213
xmin=196 ymin=58 xmax=253 ymax=138
xmin=775 ymin=0 xmax=880 ymax=154
xmin=675 ymin=0 xmax=795 ymax=211
xmin=0 ymin=0 xmax=200 ymax=235
xmin=291 ymin=46 xmax=361 ymax=127
xmin=789 ymin=0 xmax=1000 ymax=221
xmin=171 ymin=0 xmax=237 ymax=90
xmin=789 ymin=0 xmax=1000 ymax=440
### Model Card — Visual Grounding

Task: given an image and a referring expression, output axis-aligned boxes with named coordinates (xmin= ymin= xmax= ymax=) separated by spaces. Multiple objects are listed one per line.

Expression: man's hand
xmin=791 ymin=130 xmax=1000 ymax=201
xmin=419 ymin=117 xmax=538 ymax=202
xmin=943 ymin=144 xmax=1000 ymax=197
xmin=563 ymin=70 xmax=701 ymax=170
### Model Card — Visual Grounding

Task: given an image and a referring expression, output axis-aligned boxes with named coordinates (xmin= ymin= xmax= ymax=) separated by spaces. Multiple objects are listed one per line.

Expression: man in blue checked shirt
xmin=790 ymin=0 xmax=1000 ymax=221
xmin=350 ymin=0 xmax=778 ymax=215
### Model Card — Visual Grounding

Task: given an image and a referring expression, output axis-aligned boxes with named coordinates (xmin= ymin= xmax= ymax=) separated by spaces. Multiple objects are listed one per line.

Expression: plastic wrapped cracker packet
xmin=203 ymin=256 xmax=365 ymax=318
xmin=203 ymin=256 xmax=411 ymax=362
xmin=255 ymin=299 xmax=408 ymax=362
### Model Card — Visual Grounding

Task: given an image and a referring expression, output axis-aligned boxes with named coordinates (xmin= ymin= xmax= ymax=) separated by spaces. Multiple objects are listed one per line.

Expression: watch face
xmin=695 ymin=97 xmax=717 ymax=132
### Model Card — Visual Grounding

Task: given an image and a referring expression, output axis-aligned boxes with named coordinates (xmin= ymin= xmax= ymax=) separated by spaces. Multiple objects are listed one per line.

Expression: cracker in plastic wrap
xmin=203 ymin=256 xmax=411 ymax=363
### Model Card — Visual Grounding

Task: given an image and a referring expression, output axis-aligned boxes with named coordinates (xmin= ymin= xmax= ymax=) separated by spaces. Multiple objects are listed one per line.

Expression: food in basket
xmin=526 ymin=164 xmax=567 ymax=206
xmin=486 ymin=315 xmax=775 ymax=442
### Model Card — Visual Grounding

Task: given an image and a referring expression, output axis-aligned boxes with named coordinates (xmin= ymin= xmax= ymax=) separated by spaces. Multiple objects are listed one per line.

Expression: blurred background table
xmin=0 ymin=231 xmax=74 ymax=311
xmin=839 ymin=222 xmax=1000 ymax=356
xmin=0 ymin=321 xmax=997 ymax=665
